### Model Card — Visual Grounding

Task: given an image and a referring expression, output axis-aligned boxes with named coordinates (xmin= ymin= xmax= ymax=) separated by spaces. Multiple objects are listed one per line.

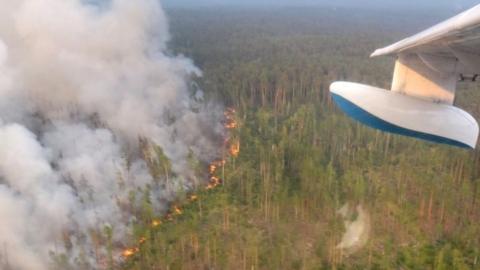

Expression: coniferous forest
xmin=120 ymin=6 xmax=480 ymax=270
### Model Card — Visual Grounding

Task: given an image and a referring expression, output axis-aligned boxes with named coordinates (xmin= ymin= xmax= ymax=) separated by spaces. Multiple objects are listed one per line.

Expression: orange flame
xmin=211 ymin=176 xmax=219 ymax=182
xmin=152 ymin=219 xmax=162 ymax=227
xmin=211 ymin=160 xmax=225 ymax=169
xmin=224 ymin=108 xmax=238 ymax=130
xmin=122 ymin=247 xmax=139 ymax=258
xmin=230 ymin=140 xmax=240 ymax=157
xmin=225 ymin=122 xmax=237 ymax=129
xmin=209 ymin=164 xmax=217 ymax=174
xmin=173 ymin=205 xmax=183 ymax=215
xmin=122 ymin=108 xmax=240 ymax=261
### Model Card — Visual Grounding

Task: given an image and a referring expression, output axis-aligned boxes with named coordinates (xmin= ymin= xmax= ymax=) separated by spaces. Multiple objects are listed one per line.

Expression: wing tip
xmin=370 ymin=49 xmax=384 ymax=58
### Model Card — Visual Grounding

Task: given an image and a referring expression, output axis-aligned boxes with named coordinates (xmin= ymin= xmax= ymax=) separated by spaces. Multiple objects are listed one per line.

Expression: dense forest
xmin=112 ymin=7 xmax=480 ymax=270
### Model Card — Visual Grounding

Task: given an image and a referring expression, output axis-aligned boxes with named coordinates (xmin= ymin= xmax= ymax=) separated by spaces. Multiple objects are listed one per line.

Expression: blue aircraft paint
xmin=331 ymin=93 xmax=471 ymax=149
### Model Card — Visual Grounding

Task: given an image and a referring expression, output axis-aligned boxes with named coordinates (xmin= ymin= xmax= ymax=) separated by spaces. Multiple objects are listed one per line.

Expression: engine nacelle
xmin=330 ymin=81 xmax=479 ymax=148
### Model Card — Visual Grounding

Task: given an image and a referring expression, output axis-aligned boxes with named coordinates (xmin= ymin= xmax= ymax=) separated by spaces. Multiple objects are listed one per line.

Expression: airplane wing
xmin=371 ymin=5 xmax=480 ymax=62
xmin=330 ymin=4 xmax=480 ymax=148
xmin=373 ymin=4 xmax=480 ymax=105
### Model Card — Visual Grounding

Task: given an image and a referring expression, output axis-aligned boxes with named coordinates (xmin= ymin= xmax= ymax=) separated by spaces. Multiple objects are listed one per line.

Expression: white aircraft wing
xmin=330 ymin=5 xmax=480 ymax=148
xmin=372 ymin=4 xmax=480 ymax=105
xmin=371 ymin=4 xmax=480 ymax=64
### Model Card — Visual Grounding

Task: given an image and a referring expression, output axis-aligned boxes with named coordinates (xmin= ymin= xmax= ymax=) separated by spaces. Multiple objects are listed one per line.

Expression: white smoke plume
xmin=0 ymin=0 xmax=222 ymax=269
xmin=336 ymin=203 xmax=371 ymax=255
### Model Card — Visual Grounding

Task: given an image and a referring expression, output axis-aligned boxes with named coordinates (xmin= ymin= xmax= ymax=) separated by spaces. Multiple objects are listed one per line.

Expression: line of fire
xmin=121 ymin=108 xmax=239 ymax=260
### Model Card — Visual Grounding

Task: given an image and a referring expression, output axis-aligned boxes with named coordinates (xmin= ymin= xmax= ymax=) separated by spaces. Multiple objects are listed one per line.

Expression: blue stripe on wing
xmin=331 ymin=93 xmax=471 ymax=149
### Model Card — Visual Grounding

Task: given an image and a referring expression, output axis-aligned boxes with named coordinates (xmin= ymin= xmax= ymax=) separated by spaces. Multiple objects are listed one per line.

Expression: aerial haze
xmin=163 ymin=0 xmax=479 ymax=10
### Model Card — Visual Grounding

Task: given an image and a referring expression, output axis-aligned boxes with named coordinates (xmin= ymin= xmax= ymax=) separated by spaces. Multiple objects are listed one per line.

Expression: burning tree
xmin=120 ymin=108 xmax=240 ymax=262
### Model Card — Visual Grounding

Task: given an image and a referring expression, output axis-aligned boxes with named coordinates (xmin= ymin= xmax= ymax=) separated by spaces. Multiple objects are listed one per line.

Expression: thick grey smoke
xmin=0 ymin=0 xmax=222 ymax=269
